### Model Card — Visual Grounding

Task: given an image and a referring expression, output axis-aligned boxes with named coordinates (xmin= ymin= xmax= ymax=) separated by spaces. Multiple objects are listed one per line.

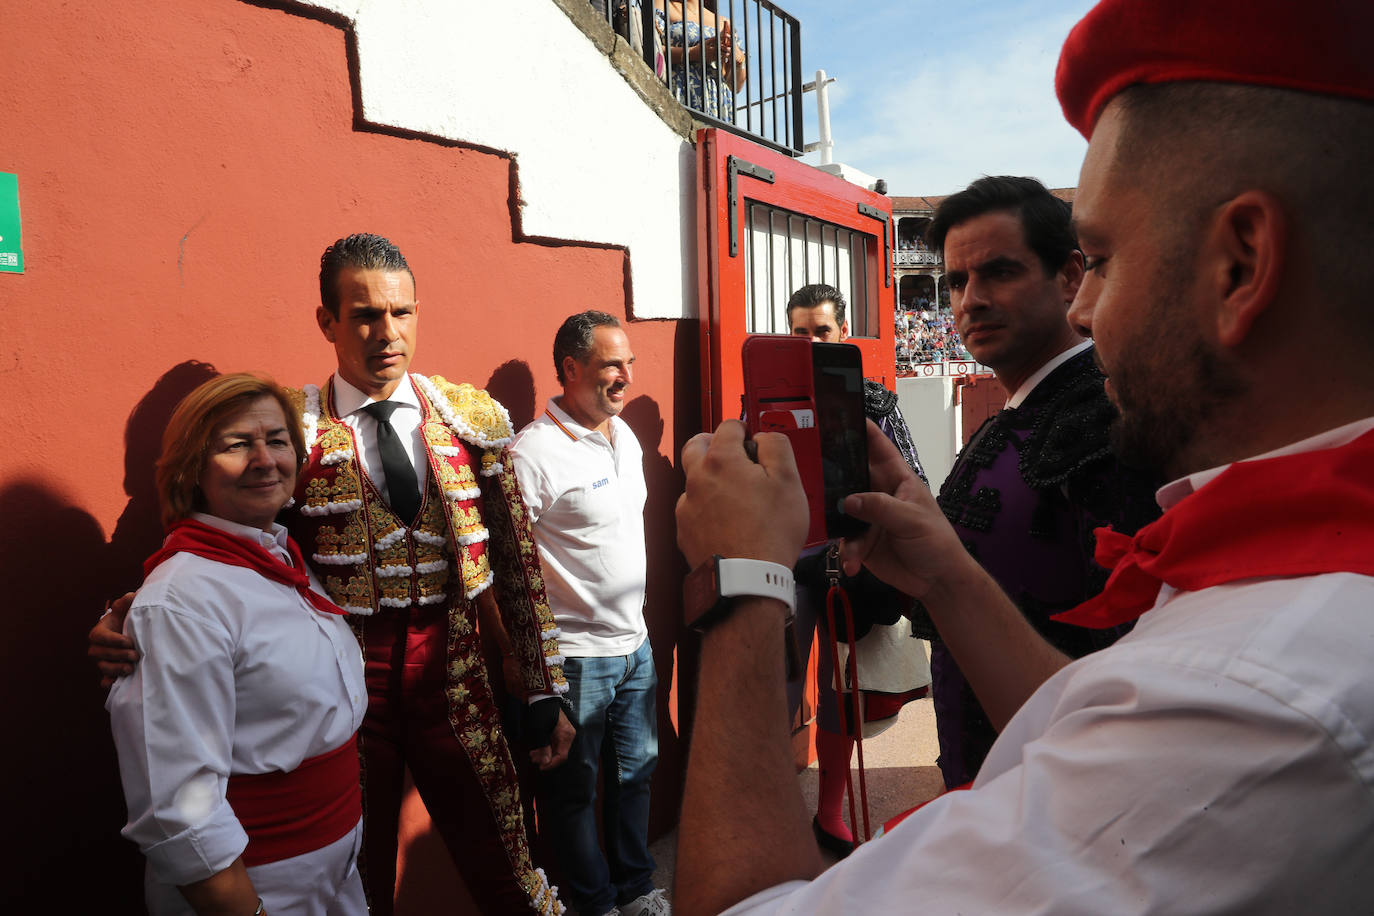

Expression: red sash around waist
xmin=225 ymin=735 xmax=362 ymax=867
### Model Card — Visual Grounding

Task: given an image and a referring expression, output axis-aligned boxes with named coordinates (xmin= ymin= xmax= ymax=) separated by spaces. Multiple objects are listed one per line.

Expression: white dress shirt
xmin=723 ymin=420 xmax=1374 ymax=915
xmin=510 ymin=398 xmax=648 ymax=657
xmin=108 ymin=513 xmax=367 ymax=897
xmin=330 ymin=371 xmax=426 ymax=508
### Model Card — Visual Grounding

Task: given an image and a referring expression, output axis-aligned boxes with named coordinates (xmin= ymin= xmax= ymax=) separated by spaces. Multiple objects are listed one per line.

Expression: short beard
xmin=1109 ymin=337 xmax=1247 ymax=479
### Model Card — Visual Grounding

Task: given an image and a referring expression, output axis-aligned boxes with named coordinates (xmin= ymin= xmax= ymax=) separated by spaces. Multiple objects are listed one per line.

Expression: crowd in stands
xmin=897 ymin=304 xmax=970 ymax=365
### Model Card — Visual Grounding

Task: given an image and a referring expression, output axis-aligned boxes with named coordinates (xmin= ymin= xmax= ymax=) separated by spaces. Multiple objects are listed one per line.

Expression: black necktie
xmin=362 ymin=400 xmax=422 ymax=525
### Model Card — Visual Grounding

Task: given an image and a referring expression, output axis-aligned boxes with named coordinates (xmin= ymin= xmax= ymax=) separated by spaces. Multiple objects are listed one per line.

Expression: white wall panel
xmin=299 ymin=0 xmax=695 ymax=318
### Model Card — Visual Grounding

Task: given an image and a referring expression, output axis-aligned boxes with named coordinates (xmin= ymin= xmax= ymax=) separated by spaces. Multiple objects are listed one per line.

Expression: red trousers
xmin=355 ymin=602 xmax=537 ymax=915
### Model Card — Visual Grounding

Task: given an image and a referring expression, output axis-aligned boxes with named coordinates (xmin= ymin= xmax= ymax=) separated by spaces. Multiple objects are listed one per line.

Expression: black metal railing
xmin=591 ymin=0 xmax=805 ymax=156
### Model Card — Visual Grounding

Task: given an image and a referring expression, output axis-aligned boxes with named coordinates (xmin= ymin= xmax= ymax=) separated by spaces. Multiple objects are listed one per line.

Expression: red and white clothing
xmin=108 ymin=513 xmax=367 ymax=915
xmin=724 ymin=418 xmax=1374 ymax=914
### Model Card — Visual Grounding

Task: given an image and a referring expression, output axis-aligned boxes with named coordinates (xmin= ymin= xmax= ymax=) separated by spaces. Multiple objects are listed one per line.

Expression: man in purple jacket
xmin=924 ymin=176 xmax=1160 ymax=788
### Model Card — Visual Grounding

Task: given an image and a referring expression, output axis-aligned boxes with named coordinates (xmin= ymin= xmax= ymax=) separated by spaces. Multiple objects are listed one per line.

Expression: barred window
xmin=743 ymin=202 xmax=876 ymax=338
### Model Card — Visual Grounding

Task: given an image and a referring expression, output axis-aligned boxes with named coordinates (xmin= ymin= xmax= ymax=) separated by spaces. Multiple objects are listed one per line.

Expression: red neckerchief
xmin=144 ymin=518 xmax=346 ymax=617
xmin=1053 ymin=427 xmax=1374 ymax=630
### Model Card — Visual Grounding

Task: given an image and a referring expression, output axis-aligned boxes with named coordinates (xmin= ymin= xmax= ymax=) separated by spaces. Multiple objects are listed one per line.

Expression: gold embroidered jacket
xmin=284 ymin=373 xmax=567 ymax=698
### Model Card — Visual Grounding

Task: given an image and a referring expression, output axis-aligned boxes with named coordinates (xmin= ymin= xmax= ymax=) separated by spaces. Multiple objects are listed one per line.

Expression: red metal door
xmin=696 ymin=128 xmax=895 ymax=429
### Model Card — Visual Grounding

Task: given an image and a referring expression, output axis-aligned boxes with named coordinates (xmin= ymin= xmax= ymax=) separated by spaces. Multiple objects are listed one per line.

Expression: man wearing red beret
xmin=671 ymin=0 xmax=1374 ymax=913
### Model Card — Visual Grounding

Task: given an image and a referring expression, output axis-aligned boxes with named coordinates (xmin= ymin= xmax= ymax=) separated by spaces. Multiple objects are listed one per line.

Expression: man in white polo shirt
xmin=510 ymin=311 xmax=667 ymax=916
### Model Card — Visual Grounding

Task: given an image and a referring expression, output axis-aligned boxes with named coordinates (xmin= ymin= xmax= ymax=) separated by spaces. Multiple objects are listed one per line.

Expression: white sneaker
xmin=621 ymin=888 xmax=671 ymax=916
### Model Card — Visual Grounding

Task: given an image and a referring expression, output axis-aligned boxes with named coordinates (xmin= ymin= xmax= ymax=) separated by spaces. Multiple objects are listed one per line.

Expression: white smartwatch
xmin=683 ymin=555 xmax=796 ymax=632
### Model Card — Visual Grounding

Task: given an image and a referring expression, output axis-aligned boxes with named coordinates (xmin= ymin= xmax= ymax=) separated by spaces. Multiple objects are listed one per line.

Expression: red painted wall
xmin=0 ymin=1 xmax=696 ymax=910
xmin=957 ymin=376 xmax=1009 ymax=444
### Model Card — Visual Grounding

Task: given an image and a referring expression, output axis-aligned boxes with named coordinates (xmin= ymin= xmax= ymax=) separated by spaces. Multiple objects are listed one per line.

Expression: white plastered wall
xmin=299 ymin=0 xmax=695 ymax=319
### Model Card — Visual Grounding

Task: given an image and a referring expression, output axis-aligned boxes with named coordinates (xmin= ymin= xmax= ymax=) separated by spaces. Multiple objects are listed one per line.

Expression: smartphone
xmin=811 ymin=342 xmax=870 ymax=541
xmin=741 ymin=336 xmax=869 ymax=545
xmin=741 ymin=335 xmax=828 ymax=547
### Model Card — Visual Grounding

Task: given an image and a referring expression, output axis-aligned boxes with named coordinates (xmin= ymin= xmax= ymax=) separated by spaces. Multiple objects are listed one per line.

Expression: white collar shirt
xmin=1004 ymin=339 xmax=1094 ymax=409
xmin=722 ymin=421 xmax=1374 ymax=914
xmin=107 ymin=512 xmax=367 ymax=887
xmin=330 ymin=371 xmax=427 ymax=507
xmin=509 ymin=398 xmax=648 ymax=657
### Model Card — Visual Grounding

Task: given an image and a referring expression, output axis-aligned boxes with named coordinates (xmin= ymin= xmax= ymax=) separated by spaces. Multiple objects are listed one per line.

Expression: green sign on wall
xmin=0 ymin=172 xmax=23 ymax=274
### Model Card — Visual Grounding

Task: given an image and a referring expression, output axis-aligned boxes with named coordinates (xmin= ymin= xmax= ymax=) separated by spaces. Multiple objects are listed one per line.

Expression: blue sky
xmin=773 ymin=0 xmax=1098 ymax=196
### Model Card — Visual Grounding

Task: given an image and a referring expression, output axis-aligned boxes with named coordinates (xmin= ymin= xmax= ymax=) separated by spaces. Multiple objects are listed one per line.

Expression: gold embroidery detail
xmin=317 ymin=423 xmax=353 ymax=459
xmin=452 ymin=505 xmax=484 ymax=538
xmin=303 ymin=476 xmax=332 ymax=511
xmin=422 ymin=420 xmax=455 ymax=447
xmin=460 ymin=550 xmax=492 ymax=593
xmin=433 ymin=376 xmax=514 ymax=442
xmin=436 ymin=459 xmax=479 ymax=496
xmin=325 ymin=572 xmax=374 ymax=610
xmin=314 ymin=517 xmax=369 ymax=560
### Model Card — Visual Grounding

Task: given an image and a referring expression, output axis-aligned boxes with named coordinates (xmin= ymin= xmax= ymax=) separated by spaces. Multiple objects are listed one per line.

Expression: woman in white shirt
xmin=107 ymin=373 xmax=367 ymax=916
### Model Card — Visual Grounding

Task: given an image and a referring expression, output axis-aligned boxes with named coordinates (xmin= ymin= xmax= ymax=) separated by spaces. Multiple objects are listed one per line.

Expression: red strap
xmin=226 ymin=735 xmax=362 ymax=866
xmin=1055 ymin=427 xmax=1374 ymax=629
xmin=824 ymin=582 xmax=871 ymax=845
xmin=145 ymin=518 xmax=345 ymax=617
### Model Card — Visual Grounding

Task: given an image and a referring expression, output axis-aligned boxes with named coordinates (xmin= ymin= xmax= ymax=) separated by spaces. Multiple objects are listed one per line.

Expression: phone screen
xmin=812 ymin=343 xmax=870 ymax=540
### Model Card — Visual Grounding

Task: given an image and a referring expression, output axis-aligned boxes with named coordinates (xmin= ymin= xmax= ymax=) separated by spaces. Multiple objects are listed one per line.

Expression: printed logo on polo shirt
xmin=592 ymin=478 xmax=610 ymax=489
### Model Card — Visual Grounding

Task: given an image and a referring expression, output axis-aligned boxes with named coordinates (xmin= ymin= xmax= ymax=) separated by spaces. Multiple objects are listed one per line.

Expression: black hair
xmin=926 ymin=176 xmax=1077 ymax=275
xmin=553 ymin=310 xmax=621 ymax=384
xmin=318 ymin=233 xmax=414 ymax=317
xmin=785 ymin=283 xmax=846 ymax=327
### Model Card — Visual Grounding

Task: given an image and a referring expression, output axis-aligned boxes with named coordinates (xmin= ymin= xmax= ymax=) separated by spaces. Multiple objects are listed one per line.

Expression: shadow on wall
xmin=3 ymin=360 xmax=220 ymax=913
xmin=485 ymin=359 xmax=538 ymax=434
xmin=1 ymin=478 xmax=143 ymax=911
xmin=107 ymin=361 xmax=222 ymax=592
xmin=663 ymin=315 xmax=704 ymax=779
xmin=621 ymin=393 xmax=688 ymax=839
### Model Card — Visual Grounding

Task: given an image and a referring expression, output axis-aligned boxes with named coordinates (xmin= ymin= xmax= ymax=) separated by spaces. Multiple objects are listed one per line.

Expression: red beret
xmin=1056 ymin=0 xmax=1374 ymax=138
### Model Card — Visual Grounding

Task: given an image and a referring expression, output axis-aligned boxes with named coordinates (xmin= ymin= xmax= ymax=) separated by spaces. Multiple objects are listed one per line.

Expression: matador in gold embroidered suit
xmin=286 ymin=372 xmax=567 ymax=915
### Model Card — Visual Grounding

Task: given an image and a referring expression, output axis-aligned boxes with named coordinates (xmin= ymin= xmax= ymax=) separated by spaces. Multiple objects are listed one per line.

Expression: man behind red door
xmin=670 ymin=0 xmax=1374 ymax=912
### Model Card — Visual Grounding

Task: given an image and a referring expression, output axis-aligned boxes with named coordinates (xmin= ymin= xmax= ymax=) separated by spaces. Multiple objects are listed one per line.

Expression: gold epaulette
xmin=428 ymin=375 xmax=513 ymax=447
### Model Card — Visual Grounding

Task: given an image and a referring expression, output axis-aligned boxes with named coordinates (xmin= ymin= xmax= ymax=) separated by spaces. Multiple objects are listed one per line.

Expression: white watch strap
xmin=716 ymin=558 xmax=795 ymax=614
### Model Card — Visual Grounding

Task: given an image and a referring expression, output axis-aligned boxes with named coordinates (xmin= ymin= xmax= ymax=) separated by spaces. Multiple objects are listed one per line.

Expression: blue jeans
xmin=539 ymin=638 xmax=658 ymax=916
